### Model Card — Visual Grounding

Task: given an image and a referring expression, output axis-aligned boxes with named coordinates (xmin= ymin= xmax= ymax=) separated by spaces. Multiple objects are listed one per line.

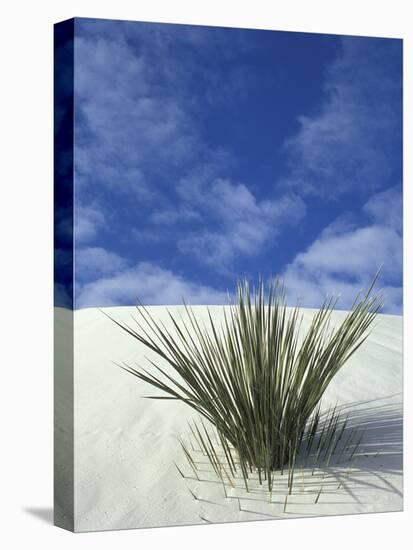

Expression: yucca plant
xmin=107 ymin=276 xmax=381 ymax=483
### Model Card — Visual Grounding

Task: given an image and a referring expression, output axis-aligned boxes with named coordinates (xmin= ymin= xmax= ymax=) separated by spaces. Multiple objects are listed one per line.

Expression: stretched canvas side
xmin=54 ymin=18 xmax=75 ymax=532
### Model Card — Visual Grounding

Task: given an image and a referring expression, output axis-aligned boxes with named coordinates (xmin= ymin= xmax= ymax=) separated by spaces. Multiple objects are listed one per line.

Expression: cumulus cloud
xmin=55 ymin=282 xmax=72 ymax=309
xmin=363 ymin=185 xmax=402 ymax=232
xmin=76 ymin=261 xmax=228 ymax=308
xmin=75 ymin=247 xmax=129 ymax=277
xmin=289 ymin=226 xmax=401 ymax=281
xmin=55 ymin=208 xmax=73 ymax=244
xmin=74 ymin=34 xmax=201 ymax=198
xmin=177 ymin=178 xmax=306 ymax=268
xmin=283 ymin=187 xmax=403 ymax=313
xmin=283 ymin=37 xmax=402 ymax=198
xmin=150 ymin=207 xmax=202 ymax=226
xmin=74 ymin=204 xmax=105 ymax=244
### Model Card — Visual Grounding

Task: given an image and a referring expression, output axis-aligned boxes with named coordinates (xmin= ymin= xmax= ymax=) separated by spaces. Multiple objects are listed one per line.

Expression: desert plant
xmin=107 ymin=276 xmax=381 ymax=482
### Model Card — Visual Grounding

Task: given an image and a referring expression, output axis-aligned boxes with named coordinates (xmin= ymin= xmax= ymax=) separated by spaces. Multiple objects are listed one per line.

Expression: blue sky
xmin=70 ymin=18 xmax=402 ymax=312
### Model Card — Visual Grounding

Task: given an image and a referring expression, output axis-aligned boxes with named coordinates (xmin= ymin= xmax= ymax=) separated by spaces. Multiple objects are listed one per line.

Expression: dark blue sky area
xmin=70 ymin=18 xmax=402 ymax=312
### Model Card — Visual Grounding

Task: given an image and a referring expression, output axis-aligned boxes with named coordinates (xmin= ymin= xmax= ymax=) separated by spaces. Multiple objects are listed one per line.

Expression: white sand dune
xmin=56 ymin=306 xmax=402 ymax=532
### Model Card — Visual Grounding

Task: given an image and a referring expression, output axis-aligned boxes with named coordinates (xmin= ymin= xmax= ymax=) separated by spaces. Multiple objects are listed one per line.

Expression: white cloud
xmin=76 ymin=262 xmax=228 ymax=308
xmin=74 ymin=35 xmax=201 ymax=197
xmin=55 ymin=208 xmax=73 ymax=243
xmin=54 ymin=283 xmax=72 ymax=309
xmin=363 ymin=185 xmax=402 ymax=232
xmin=74 ymin=204 xmax=105 ymax=244
xmin=177 ymin=178 xmax=306 ymax=268
xmin=75 ymin=247 xmax=129 ymax=277
xmin=150 ymin=207 xmax=201 ymax=225
xmin=283 ymin=38 xmax=401 ymax=198
xmin=289 ymin=226 xmax=401 ymax=281
xmin=284 ymin=187 xmax=402 ymax=313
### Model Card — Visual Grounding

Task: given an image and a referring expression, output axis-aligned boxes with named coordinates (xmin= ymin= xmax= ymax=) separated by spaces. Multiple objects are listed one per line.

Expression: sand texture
xmin=64 ymin=306 xmax=402 ymax=531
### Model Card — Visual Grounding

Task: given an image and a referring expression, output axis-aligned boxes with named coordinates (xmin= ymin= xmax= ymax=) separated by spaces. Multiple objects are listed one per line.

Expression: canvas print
xmin=54 ymin=17 xmax=403 ymax=532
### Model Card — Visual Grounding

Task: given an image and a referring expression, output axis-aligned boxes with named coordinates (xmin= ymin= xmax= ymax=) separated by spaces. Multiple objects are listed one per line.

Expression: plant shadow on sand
xmin=337 ymin=396 xmax=402 ymax=467
xmin=326 ymin=397 xmax=403 ymax=496
xmin=180 ymin=395 xmax=402 ymax=522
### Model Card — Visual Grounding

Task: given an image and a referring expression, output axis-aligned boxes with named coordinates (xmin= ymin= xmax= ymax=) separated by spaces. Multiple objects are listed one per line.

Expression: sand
xmin=56 ymin=305 xmax=402 ymax=532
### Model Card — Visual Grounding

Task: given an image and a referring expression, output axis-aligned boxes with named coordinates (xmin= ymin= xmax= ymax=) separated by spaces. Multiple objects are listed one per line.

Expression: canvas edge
xmin=53 ymin=17 xmax=75 ymax=533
